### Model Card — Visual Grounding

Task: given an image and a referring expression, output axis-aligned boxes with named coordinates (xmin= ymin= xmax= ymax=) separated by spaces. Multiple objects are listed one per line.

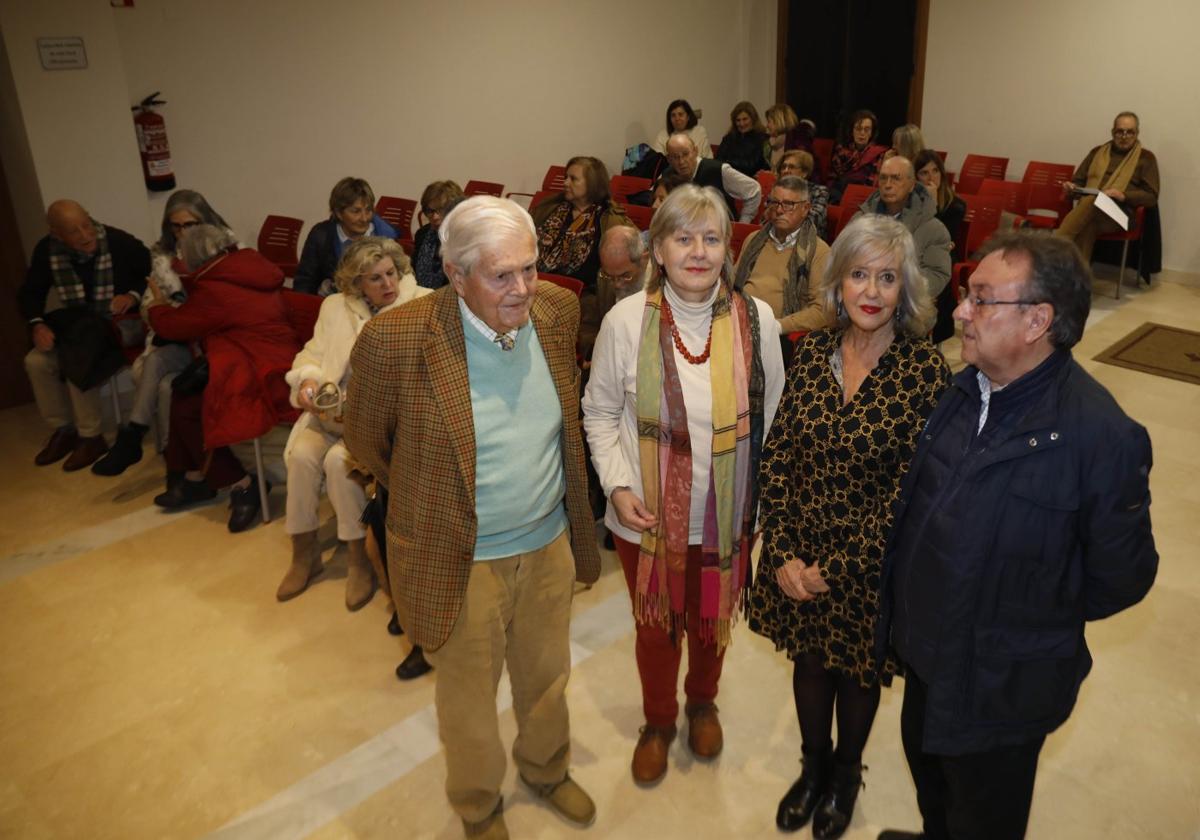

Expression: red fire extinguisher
xmin=131 ymin=92 xmax=176 ymax=192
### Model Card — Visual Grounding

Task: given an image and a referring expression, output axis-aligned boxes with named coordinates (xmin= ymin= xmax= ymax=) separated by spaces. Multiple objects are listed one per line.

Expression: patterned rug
xmin=1094 ymin=322 xmax=1200 ymax=386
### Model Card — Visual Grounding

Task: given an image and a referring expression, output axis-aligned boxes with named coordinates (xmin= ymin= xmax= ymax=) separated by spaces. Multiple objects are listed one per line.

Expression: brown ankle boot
xmin=344 ymin=537 xmax=376 ymax=611
xmin=276 ymin=531 xmax=323 ymax=601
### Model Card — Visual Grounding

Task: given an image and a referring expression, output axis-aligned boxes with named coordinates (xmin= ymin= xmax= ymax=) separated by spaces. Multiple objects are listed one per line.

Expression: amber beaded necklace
xmin=661 ymin=294 xmax=713 ymax=365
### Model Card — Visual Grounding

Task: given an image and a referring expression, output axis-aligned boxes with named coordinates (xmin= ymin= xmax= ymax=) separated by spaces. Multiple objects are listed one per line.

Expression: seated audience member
xmin=279 ymin=237 xmax=430 ymax=610
xmin=147 ymin=225 xmax=301 ymax=532
xmin=93 ymin=189 xmax=232 ymax=476
xmin=412 ymin=180 xmax=465 ymax=290
xmin=651 ymin=98 xmax=712 ymax=159
xmin=777 ymin=150 xmax=830 ymax=238
xmin=19 ymin=200 xmax=150 ymax=471
xmin=853 ymin=156 xmax=953 ymax=342
xmin=665 ymin=133 xmax=762 ymax=223
xmin=585 ymin=225 xmax=649 ymax=363
xmin=827 ymin=109 xmax=889 ymax=203
xmin=717 ymin=100 xmax=770 ymax=178
xmin=1056 ymin=111 xmax=1159 ymax=262
xmin=764 ymin=104 xmax=817 ymax=175
xmin=532 ymin=155 xmax=630 ymax=289
xmin=651 ymin=170 xmax=688 ymax=210
xmin=294 ymin=177 xmax=398 ymax=296
xmin=734 ymin=176 xmax=831 ymax=359
xmin=885 ymin=123 xmax=926 ymax=163
xmin=913 ymin=149 xmax=966 ymax=245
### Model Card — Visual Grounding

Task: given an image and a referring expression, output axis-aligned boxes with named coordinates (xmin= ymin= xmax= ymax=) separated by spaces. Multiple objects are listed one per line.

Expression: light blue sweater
xmin=463 ymin=314 xmax=568 ymax=560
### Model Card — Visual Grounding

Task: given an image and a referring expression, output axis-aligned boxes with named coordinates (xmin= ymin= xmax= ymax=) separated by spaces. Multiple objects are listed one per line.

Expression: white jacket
xmin=283 ymin=275 xmax=429 ymax=460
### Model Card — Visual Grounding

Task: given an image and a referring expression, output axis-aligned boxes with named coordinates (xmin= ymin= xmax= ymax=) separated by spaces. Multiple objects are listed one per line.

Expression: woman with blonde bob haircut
xmin=583 ymin=183 xmax=786 ymax=786
xmin=748 ymin=213 xmax=949 ymax=838
xmin=279 ymin=236 xmax=429 ymax=612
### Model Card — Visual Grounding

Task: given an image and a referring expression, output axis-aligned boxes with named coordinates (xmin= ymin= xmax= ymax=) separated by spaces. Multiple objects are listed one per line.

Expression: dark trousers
xmin=614 ymin=535 xmax=725 ymax=728
xmin=900 ymin=674 xmax=1044 ymax=840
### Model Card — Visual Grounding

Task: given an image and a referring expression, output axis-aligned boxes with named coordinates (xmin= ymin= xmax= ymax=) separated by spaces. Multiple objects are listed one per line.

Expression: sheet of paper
xmin=1093 ymin=190 xmax=1129 ymax=230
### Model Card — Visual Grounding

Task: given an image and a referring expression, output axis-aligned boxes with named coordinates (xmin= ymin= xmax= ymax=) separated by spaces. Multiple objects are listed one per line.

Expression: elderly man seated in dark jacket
xmin=876 ymin=231 xmax=1157 ymax=840
xmin=18 ymin=199 xmax=150 ymax=471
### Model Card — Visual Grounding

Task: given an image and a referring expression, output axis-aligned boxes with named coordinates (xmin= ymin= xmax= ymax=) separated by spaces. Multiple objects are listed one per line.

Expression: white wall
xmin=0 ymin=0 xmax=778 ymax=258
xmin=922 ymin=0 xmax=1200 ymax=273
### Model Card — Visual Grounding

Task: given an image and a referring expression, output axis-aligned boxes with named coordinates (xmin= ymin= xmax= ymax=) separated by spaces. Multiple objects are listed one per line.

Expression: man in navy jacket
xmin=876 ymin=231 xmax=1157 ymax=840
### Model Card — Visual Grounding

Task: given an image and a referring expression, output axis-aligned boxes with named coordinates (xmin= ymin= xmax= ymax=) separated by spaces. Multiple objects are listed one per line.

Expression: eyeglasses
xmin=965 ymin=296 xmax=1044 ymax=309
xmin=170 ymin=220 xmax=201 ymax=232
xmin=763 ymin=198 xmax=808 ymax=211
xmin=422 ymin=206 xmax=446 ymax=217
xmin=1112 ymin=128 xmax=1138 ymax=137
xmin=598 ymin=269 xmax=639 ymax=285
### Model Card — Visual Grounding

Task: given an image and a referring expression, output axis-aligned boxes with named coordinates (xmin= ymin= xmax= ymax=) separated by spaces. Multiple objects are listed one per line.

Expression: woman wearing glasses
xmin=411 ymin=180 xmax=464 ymax=290
xmin=776 ymin=150 xmax=831 ymax=240
xmin=583 ymin=184 xmax=785 ymax=787
xmin=748 ymin=215 xmax=949 ymax=839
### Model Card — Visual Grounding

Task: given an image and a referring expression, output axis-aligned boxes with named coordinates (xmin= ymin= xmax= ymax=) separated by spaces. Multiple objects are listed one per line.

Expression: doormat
xmin=1093 ymin=322 xmax=1200 ymax=386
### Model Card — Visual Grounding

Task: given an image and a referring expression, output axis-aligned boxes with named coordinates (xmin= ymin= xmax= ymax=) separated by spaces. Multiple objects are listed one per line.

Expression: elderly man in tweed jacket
xmin=345 ymin=196 xmax=601 ymax=840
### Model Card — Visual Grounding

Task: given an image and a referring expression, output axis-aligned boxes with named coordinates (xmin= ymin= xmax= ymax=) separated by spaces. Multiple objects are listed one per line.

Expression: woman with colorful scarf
xmin=582 ymin=184 xmax=785 ymax=786
xmin=747 ymin=215 xmax=950 ymax=839
xmin=531 ymin=155 xmax=630 ymax=290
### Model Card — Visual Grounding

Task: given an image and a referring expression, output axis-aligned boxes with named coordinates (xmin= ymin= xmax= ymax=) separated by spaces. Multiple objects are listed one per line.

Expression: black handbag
xmin=171 ymin=355 xmax=209 ymax=395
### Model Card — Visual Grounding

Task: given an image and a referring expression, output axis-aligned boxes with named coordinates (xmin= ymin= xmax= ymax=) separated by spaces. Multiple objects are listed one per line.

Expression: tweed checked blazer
xmin=344 ymin=282 xmax=601 ymax=651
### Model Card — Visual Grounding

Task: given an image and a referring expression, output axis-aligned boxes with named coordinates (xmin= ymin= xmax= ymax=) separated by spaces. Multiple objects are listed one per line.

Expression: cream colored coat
xmin=283 ymin=275 xmax=429 ymax=461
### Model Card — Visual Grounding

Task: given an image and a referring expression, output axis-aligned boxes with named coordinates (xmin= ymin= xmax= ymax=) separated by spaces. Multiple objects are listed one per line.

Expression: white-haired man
xmin=345 ymin=196 xmax=600 ymax=840
xmin=665 ymin=132 xmax=762 ymax=223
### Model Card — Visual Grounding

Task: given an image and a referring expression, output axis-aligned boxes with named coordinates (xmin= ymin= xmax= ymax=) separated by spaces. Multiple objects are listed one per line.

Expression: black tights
xmin=791 ymin=652 xmax=880 ymax=765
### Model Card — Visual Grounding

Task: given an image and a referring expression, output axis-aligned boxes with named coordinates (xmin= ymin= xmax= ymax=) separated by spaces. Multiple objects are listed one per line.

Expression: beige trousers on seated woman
xmin=284 ymin=423 xmax=366 ymax=540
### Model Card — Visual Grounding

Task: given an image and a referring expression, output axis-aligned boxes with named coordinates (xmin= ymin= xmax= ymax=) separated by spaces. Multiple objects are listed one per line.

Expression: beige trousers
xmin=426 ymin=528 xmax=576 ymax=823
xmin=1055 ymin=200 xmax=1122 ymax=263
xmin=283 ymin=423 xmax=366 ymax=539
xmin=24 ymin=347 xmax=104 ymax=437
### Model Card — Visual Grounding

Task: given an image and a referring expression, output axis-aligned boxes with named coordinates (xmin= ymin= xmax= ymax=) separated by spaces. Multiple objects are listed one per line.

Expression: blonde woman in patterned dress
xmin=748 ymin=215 xmax=950 ymax=839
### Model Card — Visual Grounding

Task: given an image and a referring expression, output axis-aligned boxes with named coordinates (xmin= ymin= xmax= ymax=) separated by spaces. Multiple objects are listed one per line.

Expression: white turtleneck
xmin=582 ymin=282 xmax=786 ymax=544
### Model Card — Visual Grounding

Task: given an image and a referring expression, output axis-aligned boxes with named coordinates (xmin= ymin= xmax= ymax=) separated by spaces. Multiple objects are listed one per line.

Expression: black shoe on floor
xmin=154 ymin=476 xmax=217 ymax=509
xmin=91 ymin=424 xmax=146 ymax=476
xmin=395 ymin=645 xmax=432 ymax=681
xmin=228 ymin=475 xmax=269 ymax=533
xmin=387 ymin=611 xmax=404 ymax=636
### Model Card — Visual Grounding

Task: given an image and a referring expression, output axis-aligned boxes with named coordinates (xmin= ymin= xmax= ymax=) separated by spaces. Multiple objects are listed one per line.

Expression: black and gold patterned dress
xmin=748 ymin=327 xmax=950 ymax=687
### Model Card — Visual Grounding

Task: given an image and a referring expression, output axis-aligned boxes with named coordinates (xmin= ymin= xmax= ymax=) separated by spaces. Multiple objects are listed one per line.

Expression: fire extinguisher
xmin=131 ymin=92 xmax=176 ymax=192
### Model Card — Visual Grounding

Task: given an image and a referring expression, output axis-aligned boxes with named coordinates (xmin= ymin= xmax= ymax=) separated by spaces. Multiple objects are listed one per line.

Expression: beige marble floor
xmin=1 ymin=268 xmax=1197 ymax=839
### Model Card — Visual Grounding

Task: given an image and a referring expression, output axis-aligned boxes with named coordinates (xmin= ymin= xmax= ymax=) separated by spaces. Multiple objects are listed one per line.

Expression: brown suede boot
xmin=276 ymin=531 xmax=323 ymax=601
xmin=344 ymin=537 xmax=376 ymax=611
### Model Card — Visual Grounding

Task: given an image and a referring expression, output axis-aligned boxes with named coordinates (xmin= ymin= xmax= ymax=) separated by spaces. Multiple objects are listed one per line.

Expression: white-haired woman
xmin=583 ymin=184 xmax=786 ymax=786
xmin=278 ymin=237 xmax=430 ymax=610
xmin=747 ymin=215 xmax=950 ymax=839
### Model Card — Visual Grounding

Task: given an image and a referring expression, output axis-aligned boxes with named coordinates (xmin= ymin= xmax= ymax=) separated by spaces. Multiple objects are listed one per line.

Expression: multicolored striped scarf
xmin=634 ymin=282 xmax=765 ymax=650
xmin=48 ymin=221 xmax=113 ymax=313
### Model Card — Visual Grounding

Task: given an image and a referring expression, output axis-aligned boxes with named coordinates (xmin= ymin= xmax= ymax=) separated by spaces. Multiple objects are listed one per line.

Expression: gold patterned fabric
xmin=747 ymin=328 xmax=949 ymax=687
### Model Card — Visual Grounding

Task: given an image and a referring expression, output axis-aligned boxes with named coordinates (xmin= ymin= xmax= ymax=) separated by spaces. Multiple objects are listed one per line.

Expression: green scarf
xmin=48 ymin=221 xmax=113 ymax=313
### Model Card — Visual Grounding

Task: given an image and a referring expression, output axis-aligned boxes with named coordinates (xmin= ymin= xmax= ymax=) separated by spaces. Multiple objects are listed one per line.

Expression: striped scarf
xmin=634 ymin=283 xmax=765 ymax=649
xmin=48 ymin=221 xmax=113 ymax=313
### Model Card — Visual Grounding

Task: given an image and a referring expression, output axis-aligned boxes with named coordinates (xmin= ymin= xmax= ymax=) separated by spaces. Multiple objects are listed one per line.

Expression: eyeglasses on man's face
xmin=963 ymin=295 xmax=1043 ymax=309
xmin=1112 ymin=128 xmax=1138 ymax=138
xmin=763 ymin=198 xmax=808 ymax=211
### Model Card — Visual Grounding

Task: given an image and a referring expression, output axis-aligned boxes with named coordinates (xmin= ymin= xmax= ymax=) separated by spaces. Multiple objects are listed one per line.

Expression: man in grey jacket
xmin=853 ymin=156 xmax=953 ymax=337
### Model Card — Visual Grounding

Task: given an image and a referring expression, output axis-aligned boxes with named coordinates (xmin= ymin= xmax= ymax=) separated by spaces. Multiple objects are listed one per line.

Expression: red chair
xmin=621 ymin=203 xmax=653 ymax=231
xmin=257 ymin=215 xmax=303 ymax=278
xmin=812 ymin=138 xmax=834 ymax=178
xmin=542 ymin=165 xmax=567 ymax=192
xmin=955 ymin=154 xmax=1009 ymax=195
xmin=978 ymin=179 xmax=1031 ymax=215
xmin=527 ymin=189 xmax=557 ymax=211
xmin=464 ymin=180 xmax=504 ymax=197
xmin=1022 ymin=161 xmax=1076 ymax=228
xmin=823 ymin=205 xmax=842 ymax=243
xmin=1095 ymin=206 xmax=1146 ymax=300
xmin=753 ymin=170 xmax=777 ymax=223
xmin=375 ymin=196 xmax=417 ymax=243
xmin=935 ymin=150 xmax=948 ymax=163
xmin=610 ymin=175 xmax=652 ymax=205
xmin=831 ymin=184 xmax=876 ymax=240
xmin=538 ymin=272 xmax=584 ymax=297
xmin=957 ymin=194 xmax=1004 ymax=262
xmin=730 ymin=222 xmax=758 ymax=261
xmin=709 ymin=142 xmax=721 ymax=159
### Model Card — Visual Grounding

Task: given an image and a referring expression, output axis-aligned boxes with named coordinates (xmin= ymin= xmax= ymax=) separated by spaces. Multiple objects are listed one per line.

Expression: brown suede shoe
xmin=462 ymin=800 xmax=508 ymax=839
xmin=35 ymin=427 xmax=78 ymax=466
xmin=62 ymin=435 xmax=109 ymax=472
xmin=685 ymin=702 xmax=723 ymax=759
xmin=631 ymin=724 xmax=676 ymax=785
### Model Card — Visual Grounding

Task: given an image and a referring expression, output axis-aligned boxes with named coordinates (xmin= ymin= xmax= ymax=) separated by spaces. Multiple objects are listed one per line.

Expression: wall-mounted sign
xmin=37 ymin=37 xmax=88 ymax=71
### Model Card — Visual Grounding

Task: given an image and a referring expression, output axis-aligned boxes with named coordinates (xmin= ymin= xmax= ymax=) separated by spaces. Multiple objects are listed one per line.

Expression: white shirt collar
xmin=458 ymin=295 xmax=519 ymax=350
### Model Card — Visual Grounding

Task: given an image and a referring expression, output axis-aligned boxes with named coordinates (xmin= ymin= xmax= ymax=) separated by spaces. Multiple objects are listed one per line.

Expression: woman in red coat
xmin=147 ymin=224 xmax=301 ymax=532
